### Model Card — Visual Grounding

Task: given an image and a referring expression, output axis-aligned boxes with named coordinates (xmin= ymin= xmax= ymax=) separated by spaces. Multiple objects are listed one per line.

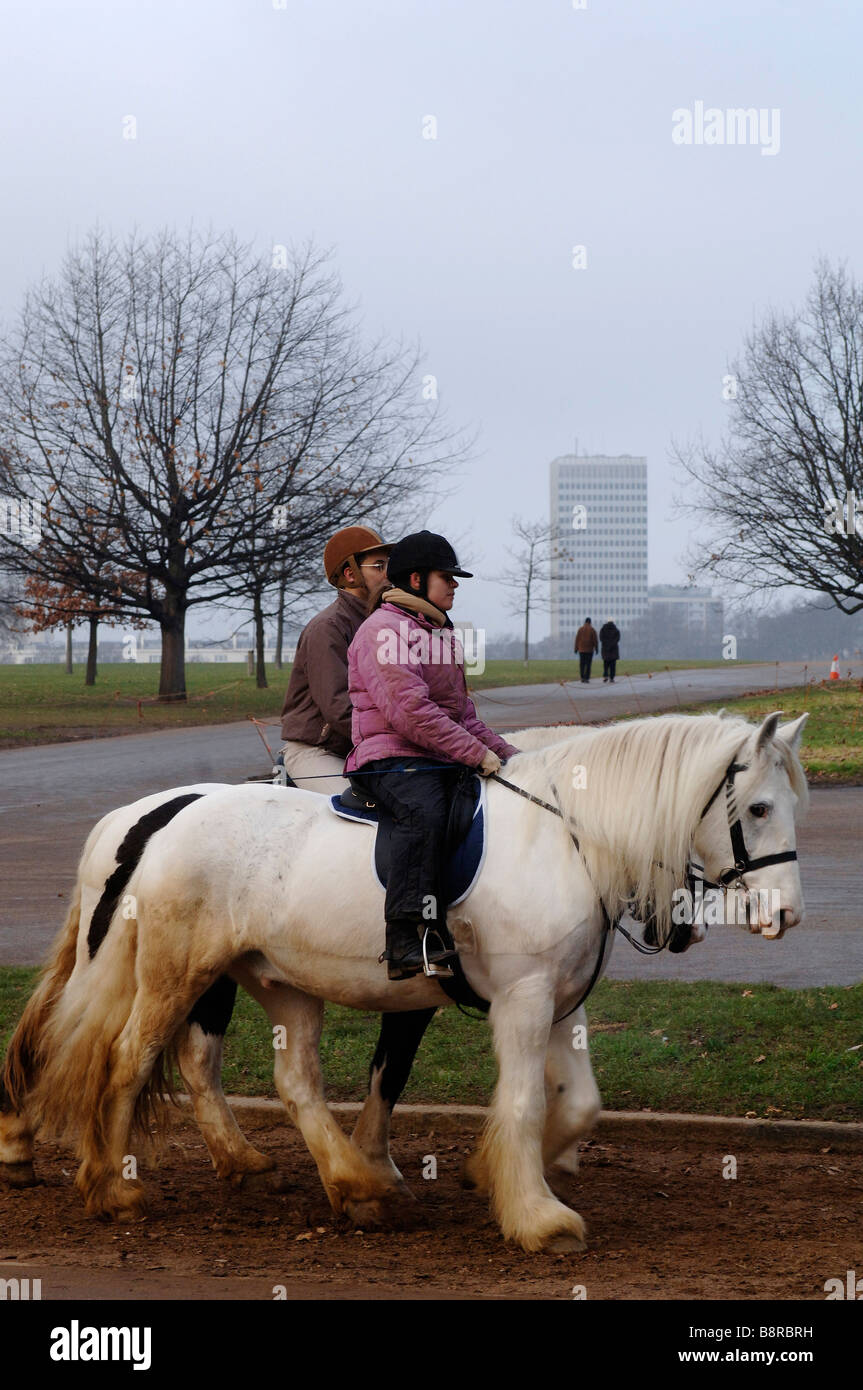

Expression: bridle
xmin=696 ymin=752 xmax=799 ymax=894
xmin=491 ymin=741 xmax=799 ymax=1021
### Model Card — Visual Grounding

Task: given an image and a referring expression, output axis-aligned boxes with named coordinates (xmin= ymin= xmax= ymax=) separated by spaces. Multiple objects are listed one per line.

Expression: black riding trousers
xmin=350 ymin=757 xmax=456 ymax=925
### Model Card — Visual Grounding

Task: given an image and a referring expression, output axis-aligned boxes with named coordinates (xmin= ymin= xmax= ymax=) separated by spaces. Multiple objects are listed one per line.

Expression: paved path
xmin=606 ymin=785 xmax=863 ymax=988
xmin=472 ymin=659 xmax=832 ymax=730
xmin=1 ymin=660 xmax=859 ymax=985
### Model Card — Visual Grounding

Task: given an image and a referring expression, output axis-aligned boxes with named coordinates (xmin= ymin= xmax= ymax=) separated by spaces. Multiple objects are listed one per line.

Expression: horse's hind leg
xmin=176 ymin=976 xmax=275 ymax=1186
xmin=75 ymin=983 xmax=197 ymax=1221
xmin=0 ymin=886 xmax=83 ymax=1187
xmin=0 ymin=1086 xmax=37 ymax=1187
xmin=351 ymin=1009 xmax=435 ymax=1191
xmin=253 ymin=982 xmax=408 ymax=1226
xmin=541 ymin=1007 xmax=601 ymax=1174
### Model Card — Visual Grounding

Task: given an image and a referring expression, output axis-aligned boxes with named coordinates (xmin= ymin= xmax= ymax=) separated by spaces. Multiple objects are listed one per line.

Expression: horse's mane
xmin=504 ymin=712 xmax=808 ymax=944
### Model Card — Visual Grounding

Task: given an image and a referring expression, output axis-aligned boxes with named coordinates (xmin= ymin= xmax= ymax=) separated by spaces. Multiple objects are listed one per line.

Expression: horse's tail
xmin=28 ymin=880 xmax=177 ymax=1154
xmin=1 ymin=880 xmax=82 ymax=1115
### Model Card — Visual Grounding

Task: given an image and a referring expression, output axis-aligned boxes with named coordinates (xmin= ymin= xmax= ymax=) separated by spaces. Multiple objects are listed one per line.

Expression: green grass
xmin=0 ymin=658 xmax=743 ymax=749
xmin=2 ymin=968 xmax=860 ymax=1120
xmin=676 ymin=680 xmax=863 ymax=784
xmin=0 ymin=662 xmax=288 ymax=747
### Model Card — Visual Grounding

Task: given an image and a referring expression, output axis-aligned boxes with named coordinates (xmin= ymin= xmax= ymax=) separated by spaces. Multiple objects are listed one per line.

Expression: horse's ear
xmin=755 ymin=711 xmax=784 ymax=754
xmin=775 ymin=712 xmax=809 ymax=756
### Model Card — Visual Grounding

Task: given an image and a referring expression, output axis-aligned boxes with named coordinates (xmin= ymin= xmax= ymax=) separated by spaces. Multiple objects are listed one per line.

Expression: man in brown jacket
xmin=279 ymin=526 xmax=392 ymax=792
xmin=574 ymin=616 xmax=599 ymax=684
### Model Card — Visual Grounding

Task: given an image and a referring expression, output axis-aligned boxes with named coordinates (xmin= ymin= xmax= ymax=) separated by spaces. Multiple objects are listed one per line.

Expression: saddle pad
xmin=330 ymin=776 xmax=487 ymax=907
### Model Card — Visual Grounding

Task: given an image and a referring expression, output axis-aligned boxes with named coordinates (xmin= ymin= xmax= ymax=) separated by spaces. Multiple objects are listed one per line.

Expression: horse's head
xmin=691 ymin=711 xmax=809 ymax=939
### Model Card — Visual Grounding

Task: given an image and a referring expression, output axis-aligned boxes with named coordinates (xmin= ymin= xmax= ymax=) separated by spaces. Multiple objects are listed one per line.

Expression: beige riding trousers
xmin=279 ymin=740 xmax=349 ymax=796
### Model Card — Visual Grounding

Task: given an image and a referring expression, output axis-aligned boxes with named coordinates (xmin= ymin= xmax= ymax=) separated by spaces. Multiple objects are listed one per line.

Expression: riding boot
xmin=382 ymin=919 xmax=456 ymax=981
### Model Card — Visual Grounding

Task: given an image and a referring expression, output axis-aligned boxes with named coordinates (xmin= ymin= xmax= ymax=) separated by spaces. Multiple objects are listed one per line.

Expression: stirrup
xmin=421 ymin=927 xmax=456 ymax=979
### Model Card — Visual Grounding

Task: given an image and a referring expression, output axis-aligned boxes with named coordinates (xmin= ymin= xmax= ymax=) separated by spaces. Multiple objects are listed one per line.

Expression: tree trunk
xmin=253 ymin=592 xmax=268 ymax=689
xmin=275 ymin=578 xmax=286 ymax=670
xmin=65 ymin=621 xmax=73 ymax=674
xmin=85 ymin=615 xmax=98 ymax=686
xmin=158 ymin=612 xmax=187 ymax=702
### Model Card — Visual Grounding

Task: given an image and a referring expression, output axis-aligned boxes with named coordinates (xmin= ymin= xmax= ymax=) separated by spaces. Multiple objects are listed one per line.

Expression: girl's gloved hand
xmin=478 ymin=749 xmax=502 ymax=777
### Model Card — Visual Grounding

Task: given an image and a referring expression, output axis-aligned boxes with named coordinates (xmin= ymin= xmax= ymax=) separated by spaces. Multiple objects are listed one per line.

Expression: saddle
xmin=329 ymin=773 xmax=486 ymax=909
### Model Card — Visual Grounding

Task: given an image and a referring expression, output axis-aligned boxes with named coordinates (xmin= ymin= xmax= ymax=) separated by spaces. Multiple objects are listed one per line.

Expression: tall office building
xmin=550 ymin=454 xmax=648 ymax=647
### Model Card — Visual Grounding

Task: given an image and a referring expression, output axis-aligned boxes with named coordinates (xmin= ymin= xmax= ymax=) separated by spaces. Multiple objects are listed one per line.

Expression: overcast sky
xmin=2 ymin=0 xmax=860 ymax=639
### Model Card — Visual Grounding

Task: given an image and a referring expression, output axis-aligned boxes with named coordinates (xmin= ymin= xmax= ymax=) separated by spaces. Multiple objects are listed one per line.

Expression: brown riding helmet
xmin=323 ymin=526 xmax=393 ymax=588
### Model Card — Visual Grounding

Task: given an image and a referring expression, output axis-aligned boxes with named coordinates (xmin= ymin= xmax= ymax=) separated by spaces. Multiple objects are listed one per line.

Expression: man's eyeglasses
xmin=360 ymin=561 xmax=388 ymax=573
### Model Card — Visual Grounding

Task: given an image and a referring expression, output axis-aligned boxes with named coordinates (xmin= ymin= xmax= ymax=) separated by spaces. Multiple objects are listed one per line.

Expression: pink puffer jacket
xmin=345 ymin=603 xmax=519 ymax=772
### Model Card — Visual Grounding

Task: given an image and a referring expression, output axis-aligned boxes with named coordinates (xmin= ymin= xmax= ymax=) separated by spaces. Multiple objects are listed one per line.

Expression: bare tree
xmin=674 ymin=259 xmax=863 ymax=613
xmin=495 ymin=518 xmax=560 ymax=665
xmin=0 ymin=229 xmax=462 ymax=699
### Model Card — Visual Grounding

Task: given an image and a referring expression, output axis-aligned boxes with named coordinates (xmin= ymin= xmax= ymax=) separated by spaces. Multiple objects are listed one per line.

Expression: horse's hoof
xmin=227 ymin=1168 xmax=289 ymax=1194
xmin=545 ymin=1232 xmax=588 ymax=1255
xmin=342 ymin=1196 xmax=391 ymax=1229
xmin=0 ymin=1160 xmax=38 ymax=1188
xmin=460 ymin=1155 xmax=489 ymax=1194
xmin=84 ymin=1180 xmax=148 ymax=1223
xmin=342 ymin=1188 xmax=417 ymax=1230
xmin=94 ymin=1202 xmax=147 ymax=1224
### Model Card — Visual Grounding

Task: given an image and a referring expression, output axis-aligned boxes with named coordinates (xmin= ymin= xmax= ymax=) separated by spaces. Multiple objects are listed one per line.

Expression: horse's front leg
xmin=462 ymin=1003 xmax=600 ymax=1192
xmin=478 ymin=975 xmax=587 ymax=1253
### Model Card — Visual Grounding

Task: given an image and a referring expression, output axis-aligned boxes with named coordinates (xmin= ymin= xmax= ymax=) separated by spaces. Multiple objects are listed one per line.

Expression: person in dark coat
xmin=573 ymin=617 xmax=599 ymax=683
xmin=599 ymin=617 xmax=620 ymax=683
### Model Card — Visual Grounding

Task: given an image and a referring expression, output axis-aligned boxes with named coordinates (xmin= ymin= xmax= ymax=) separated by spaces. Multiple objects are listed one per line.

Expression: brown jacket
xmin=574 ymin=622 xmax=599 ymax=654
xmin=280 ymin=589 xmax=368 ymax=756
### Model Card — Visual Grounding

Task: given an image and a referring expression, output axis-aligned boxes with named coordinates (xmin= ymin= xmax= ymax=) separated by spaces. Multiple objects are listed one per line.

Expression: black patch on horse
xmin=87 ymin=792 xmax=205 ymax=958
xmin=370 ymin=1009 xmax=437 ymax=1109
xmin=188 ymin=974 xmax=238 ymax=1037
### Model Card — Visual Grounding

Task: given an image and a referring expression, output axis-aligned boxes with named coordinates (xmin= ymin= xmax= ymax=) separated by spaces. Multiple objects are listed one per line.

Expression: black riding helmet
xmin=386 ymin=531 xmax=473 ymax=596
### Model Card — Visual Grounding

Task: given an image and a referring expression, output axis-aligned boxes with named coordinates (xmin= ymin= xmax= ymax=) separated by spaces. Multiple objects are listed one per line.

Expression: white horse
xmin=1 ymin=725 xmax=601 ymax=1197
xmin=2 ymin=711 xmax=807 ymax=1253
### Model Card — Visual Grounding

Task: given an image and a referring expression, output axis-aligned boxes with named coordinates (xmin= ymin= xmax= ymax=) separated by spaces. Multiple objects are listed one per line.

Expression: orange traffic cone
xmin=829 ymin=654 xmax=840 ymax=680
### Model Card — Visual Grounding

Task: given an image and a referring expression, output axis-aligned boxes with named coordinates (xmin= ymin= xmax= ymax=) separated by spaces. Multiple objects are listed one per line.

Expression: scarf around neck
xmin=381 ymin=587 xmax=450 ymax=628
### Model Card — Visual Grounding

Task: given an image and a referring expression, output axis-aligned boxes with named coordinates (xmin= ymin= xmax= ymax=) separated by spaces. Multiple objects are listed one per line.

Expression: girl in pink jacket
xmin=347 ymin=531 xmax=519 ymax=980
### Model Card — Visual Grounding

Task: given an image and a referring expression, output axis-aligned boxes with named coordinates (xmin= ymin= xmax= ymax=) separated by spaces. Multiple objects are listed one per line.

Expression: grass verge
xmin=676 ymin=680 xmax=863 ymax=783
xmin=0 ymin=659 xmax=745 ymax=749
xmin=2 ymin=968 xmax=860 ymax=1120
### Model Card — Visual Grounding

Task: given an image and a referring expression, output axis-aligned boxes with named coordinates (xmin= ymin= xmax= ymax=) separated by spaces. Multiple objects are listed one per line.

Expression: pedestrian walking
xmin=599 ymin=617 xmax=621 ymax=683
xmin=574 ymin=616 xmax=599 ymax=683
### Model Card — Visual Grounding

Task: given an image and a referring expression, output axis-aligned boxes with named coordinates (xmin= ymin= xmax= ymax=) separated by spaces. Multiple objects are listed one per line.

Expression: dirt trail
xmin=1 ymin=1112 xmax=859 ymax=1300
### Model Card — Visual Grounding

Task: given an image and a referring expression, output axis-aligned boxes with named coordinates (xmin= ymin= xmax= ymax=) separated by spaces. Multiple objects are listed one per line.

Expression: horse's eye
xmin=749 ymin=803 xmax=769 ymax=819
